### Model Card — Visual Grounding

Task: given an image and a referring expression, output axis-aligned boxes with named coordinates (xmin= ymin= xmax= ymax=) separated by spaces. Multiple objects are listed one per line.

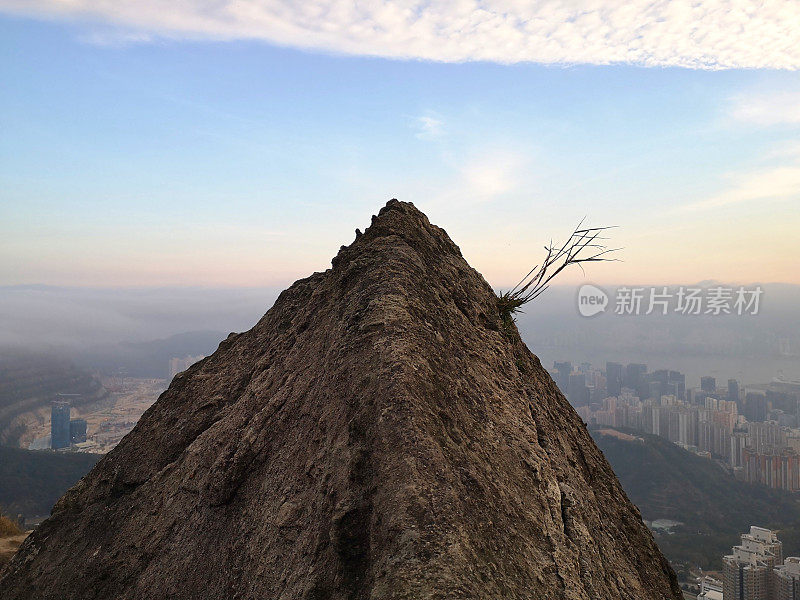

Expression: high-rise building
xmin=788 ymin=432 xmax=800 ymax=454
xmin=669 ymin=370 xmax=687 ymax=401
xmin=51 ymin=400 xmax=71 ymax=449
xmin=742 ymin=447 xmax=800 ymax=492
xmin=723 ymin=526 xmax=783 ymax=600
xmin=677 ymin=408 xmax=698 ymax=447
xmin=766 ymin=389 xmax=800 ymax=418
xmin=698 ymin=421 xmax=732 ymax=458
xmin=567 ymin=373 xmax=589 ymax=407
xmin=745 ymin=390 xmax=769 ymax=423
xmin=731 ymin=429 xmax=749 ymax=468
xmin=747 ymin=421 xmax=787 ymax=453
xmin=701 ymin=376 xmax=717 ymax=394
xmin=697 ymin=575 xmax=723 ymax=600
xmin=774 ymin=556 xmax=800 ymax=600
xmin=666 ymin=408 xmax=681 ymax=443
xmin=553 ymin=361 xmax=572 ymax=393
xmin=69 ymin=419 xmax=87 ymax=444
xmin=650 ymin=369 xmax=669 ymax=399
xmin=606 ymin=362 xmax=623 ymax=398
xmin=642 ymin=369 xmax=688 ymax=401
xmin=713 ymin=408 xmax=737 ymax=433
xmin=729 ymin=379 xmax=741 ymax=403
xmin=624 ymin=363 xmax=647 ymax=392
xmin=641 ymin=403 xmax=654 ymax=434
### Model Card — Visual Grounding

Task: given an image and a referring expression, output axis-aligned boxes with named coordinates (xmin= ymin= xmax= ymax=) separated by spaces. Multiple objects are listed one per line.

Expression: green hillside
xmin=592 ymin=428 xmax=800 ymax=570
xmin=0 ymin=446 xmax=100 ymax=517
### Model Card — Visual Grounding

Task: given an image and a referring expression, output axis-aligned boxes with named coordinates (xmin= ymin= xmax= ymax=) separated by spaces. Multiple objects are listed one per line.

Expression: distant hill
xmin=74 ymin=330 xmax=226 ymax=378
xmin=592 ymin=428 xmax=800 ymax=570
xmin=0 ymin=446 xmax=100 ymax=517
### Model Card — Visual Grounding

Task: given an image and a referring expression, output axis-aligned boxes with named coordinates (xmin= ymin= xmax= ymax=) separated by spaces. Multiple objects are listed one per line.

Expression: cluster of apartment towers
xmin=50 ymin=396 xmax=86 ymax=450
xmin=556 ymin=361 xmax=800 ymax=492
xmin=698 ymin=526 xmax=799 ymax=600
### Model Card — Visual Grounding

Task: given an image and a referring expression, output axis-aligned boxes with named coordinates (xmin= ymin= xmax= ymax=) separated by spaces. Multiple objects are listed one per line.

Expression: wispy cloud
xmin=729 ymin=91 xmax=800 ymax=127
xmin=679 ymin=164 xmax=800 ymax=212
xmin=2 ymin=1 xmax=799 ymax=69
xmin=414 ymin=115 xmax=444 ymax=141
xmin=679 ymin=90 xmax=800 ymax=212
xmin=764 ymin=141 xmax=800 ymax=161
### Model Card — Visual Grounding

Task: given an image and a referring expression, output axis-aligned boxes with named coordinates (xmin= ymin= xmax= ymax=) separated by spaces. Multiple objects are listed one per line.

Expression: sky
xmin=1 ymin=1 xmax=799 ymax=289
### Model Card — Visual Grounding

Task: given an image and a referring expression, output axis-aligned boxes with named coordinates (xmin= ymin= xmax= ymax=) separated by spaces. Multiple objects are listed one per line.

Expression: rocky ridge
xmin=0 ymin=200 xmax=681 ymax=599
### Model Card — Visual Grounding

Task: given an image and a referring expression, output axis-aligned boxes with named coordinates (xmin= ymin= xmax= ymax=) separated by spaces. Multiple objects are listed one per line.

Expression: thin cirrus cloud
xmin=679 ymin=89 xmax=800 ymax=213
xmin=679 ymin=165 xmax=800 ymax=212
xmin=1 ymin=0 xmax=799 ymax=69
xmin=414 ymin=115 xmax=444 ymax=140
xmin=728 ymin=91 xmax=800 ymax=126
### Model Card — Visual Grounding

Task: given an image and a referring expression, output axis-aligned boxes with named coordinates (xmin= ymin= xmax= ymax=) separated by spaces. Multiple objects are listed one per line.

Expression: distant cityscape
xmin=32 ymin=355 xmax=203 ymax=453
xmin=694 ymin=525 xmax=800 ymax=600
xmin=31 ymin=381 xmax=163 ymax=454
xmin=552 ymin=360 xmax=800 ymax=492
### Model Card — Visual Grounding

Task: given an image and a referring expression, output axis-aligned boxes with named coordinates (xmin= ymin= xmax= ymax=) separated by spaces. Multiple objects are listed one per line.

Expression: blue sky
xmin=1 ymin=5 xmax=799 ymax=287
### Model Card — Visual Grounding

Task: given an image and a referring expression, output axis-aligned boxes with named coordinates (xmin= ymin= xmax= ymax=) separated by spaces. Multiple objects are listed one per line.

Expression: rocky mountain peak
xmin=0 ymin=200 xmax=681 ymax=600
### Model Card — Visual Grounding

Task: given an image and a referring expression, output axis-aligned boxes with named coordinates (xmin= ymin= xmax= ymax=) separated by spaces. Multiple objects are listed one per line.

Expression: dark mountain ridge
xmin=74 ymin=330 xmax=227 ymax=378
xmin=0 ymin=446 xmax=101 ymax=517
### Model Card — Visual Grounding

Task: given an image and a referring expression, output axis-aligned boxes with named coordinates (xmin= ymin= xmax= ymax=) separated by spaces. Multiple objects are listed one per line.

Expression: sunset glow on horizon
xmin=1 ymin=3 xmax=799 ymax=288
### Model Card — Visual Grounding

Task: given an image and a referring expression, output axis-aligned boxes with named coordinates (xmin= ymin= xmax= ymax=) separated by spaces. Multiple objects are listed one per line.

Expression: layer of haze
xmin=1 ymin=283 xmax=798 ymax=386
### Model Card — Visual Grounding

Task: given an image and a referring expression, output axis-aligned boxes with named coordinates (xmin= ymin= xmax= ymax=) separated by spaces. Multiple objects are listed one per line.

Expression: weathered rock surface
xmin=0 ymin=200 xmax=682 ymax=599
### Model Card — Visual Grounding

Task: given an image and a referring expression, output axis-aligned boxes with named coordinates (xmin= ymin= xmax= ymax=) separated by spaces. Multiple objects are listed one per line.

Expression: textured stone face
xmin=0 ymin=200 xmax=682 ymax=600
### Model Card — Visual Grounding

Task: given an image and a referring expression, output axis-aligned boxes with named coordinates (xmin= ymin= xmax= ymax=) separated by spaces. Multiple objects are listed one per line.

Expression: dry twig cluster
xmin=497 ymin=221 xmax=619 ymax=326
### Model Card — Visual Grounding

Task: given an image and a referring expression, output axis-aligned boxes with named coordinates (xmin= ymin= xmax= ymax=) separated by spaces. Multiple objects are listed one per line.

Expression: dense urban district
xmin=555 ymin=359 xmax=800 ymax=599
xmin=556 ymin=361 xmax=800 ymax=492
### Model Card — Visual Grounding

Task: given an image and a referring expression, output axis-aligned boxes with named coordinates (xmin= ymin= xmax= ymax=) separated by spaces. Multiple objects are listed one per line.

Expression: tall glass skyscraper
xmin=51 ymin=400 xmax=71 ymax=449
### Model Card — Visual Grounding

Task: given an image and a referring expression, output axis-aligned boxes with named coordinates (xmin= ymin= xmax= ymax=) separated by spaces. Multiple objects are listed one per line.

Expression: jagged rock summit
xmin=0 ymin=200 xmax=681 ymax=599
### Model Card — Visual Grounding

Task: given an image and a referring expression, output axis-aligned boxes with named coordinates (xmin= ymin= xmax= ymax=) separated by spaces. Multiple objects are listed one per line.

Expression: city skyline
xmin=557 ymin=358 xmax=800 ymax=493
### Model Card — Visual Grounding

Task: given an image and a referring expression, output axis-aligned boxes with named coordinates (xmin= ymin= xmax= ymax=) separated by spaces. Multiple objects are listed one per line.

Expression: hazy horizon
xmin=2 ymin=282 xmax=797 ymax=386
